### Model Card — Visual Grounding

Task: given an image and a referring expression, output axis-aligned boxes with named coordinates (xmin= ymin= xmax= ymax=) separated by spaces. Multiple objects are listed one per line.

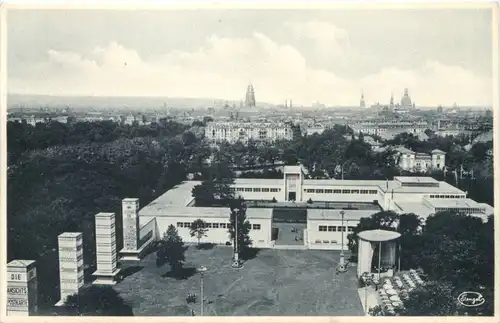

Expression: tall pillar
xmin=119 ymin=198 xmax=141 ymax=261
xmin=55 ymin=232 xmax=84 ymax=306
xmin=6 ymin=260 xmax=38 ymax=316
xmin=92 ymin=213 xmax=120 ymax=285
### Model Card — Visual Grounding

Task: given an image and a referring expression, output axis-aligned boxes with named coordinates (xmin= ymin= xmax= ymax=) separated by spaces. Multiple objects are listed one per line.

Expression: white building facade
xmin=122 ymin=166 xmax=492 ymax=255
xmin=205 ymin=122 xmax=293 ymax=144
xmin=394 ymin=147 xmax=446 ymax=172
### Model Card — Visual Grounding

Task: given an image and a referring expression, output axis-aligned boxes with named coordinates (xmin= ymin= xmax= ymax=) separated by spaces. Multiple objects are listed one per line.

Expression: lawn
xmin=113 ymin=246 xmax=364 ymax=316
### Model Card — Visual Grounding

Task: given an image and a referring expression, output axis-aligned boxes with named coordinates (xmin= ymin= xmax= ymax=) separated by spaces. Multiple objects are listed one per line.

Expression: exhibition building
xmin=118 ymin=165 xmax=493 ymax=261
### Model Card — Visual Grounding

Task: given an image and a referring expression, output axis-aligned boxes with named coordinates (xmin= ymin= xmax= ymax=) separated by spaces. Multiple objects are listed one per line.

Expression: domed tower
xmin=400 ymin=88 xmax=412 ymax=109
xmin=245 ymin=83 xmax=256 ymax=108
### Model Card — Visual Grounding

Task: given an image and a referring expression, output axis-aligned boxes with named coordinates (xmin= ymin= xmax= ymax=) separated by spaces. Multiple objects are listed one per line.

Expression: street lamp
xmin=197 ymin=265 xmax=207 ymax=316
xmin=339 ymin=210 xmax=345 ymax=267
xmin=231 ymin=207 xmax=242 ymax=269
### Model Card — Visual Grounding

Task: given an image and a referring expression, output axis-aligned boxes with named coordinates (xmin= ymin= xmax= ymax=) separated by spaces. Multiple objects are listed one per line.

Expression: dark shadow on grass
xmin=196 ymin=242 xmax=215 ymax=250
xmin=119 ymin=266 xmax=144 ymax=280
xmin=161 ymin=267 xmax=197 ymax=280
xmin=241 ymin=247 xmax=261 ymax=261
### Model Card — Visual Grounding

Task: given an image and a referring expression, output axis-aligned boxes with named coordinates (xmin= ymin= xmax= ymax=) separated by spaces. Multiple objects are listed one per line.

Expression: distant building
xmin=205 ymin=121 xmax=293 ymax=144
xmin=394 ymin=88 xmax=413 ymax=114
xmin=124 ymin=114 xmax=136 ymax=125
xmin=393 ymin=147 xmax=446 ymax=172
xmin=245 ymin=83 xmax=256 ymax=108
xmin=360 ymin=91 xmax=366 ymax=109
xmin=350 ymin=120 xmax=429 ymax=139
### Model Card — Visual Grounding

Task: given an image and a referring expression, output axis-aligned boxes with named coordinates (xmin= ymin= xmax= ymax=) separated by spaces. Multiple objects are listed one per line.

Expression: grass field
xmin=113 ymin=246 xmax=364 ymax=316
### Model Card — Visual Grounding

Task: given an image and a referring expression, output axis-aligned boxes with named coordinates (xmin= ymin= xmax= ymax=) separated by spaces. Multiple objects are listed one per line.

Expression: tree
xmin=347 ymin=211 xmax=399 ymax=260
xmin=227 ymin=198 xmax=252 ymax=260
xmin=63 ymin=286 xmax=133 ymax=316
xmin=190 ymin=219 xmax=208 ymax=247
xmin=156 ymin=225 xmax=187 ymax=274
xmin=399 ymin=281 xmax=457 ymax=316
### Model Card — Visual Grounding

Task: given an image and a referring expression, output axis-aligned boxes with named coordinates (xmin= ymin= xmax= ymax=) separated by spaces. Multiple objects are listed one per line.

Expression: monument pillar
xmin=92 ymin=212 xmax=121 ymax=285
xmin=119 ymin=198 xmax=142 ymax=261
xmin=6 ymin=260 xmax=38 ymax=316
xmin=55 ymin=232 xmax=84 ymax=306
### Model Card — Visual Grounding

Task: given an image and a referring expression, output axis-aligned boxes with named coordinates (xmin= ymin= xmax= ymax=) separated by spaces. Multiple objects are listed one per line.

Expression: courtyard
xmin=113 ymin=246 xmax=364 ymax=316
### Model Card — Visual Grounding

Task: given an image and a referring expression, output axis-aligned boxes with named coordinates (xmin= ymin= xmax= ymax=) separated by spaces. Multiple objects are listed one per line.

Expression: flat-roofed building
xmin=124 ymin=165 xmax=492 ymax=253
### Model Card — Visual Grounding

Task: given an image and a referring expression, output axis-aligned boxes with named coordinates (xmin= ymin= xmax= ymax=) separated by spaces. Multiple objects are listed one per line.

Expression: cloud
xmin=9 ymin=30 xmax=492 ymax=107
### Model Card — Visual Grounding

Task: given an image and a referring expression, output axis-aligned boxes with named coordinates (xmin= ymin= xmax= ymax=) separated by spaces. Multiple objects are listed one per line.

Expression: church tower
xmin=389 ymin=93 xmax=394 ymax=110
xmin=245 ymin=83 xmax=256 ymax=108
xmin=360 ymin=91 xmax=366 ymax=109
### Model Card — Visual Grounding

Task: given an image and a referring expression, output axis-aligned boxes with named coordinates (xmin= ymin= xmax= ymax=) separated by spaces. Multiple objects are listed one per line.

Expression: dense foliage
xmin=156 ymin=225 xmax=188 ymax=274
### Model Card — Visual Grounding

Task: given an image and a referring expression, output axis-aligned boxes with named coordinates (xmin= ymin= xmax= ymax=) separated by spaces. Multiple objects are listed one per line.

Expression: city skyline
xmin=8 ymin=8 xmax=494 ymax=107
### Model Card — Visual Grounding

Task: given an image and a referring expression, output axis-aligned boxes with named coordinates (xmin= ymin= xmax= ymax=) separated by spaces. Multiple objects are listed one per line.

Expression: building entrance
xmin=288 ymin=192 xmax=296 ymax=201
xmin=271 ymin=208 xmax=307 ymax=246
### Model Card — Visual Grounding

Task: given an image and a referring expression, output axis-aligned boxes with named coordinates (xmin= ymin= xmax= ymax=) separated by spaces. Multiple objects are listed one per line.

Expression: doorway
xmin=288 ymin=192 xmax=296 ymax=201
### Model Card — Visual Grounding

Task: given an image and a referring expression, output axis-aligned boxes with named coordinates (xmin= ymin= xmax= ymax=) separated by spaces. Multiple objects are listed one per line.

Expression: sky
xmin=7 ymin=8 xmax=494 ymax=107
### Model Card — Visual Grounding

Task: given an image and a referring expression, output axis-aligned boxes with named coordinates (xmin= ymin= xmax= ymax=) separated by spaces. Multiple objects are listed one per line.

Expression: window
xmin=262 ymin=188 xmax=270 ymax=192
xmin=330 ymin=240 xmax=338 ymax=244
xmin=306 ymin=189 xmax=315 ymax=193
xmin=327 ymin=226 xmax=337 ymax=232
xmin=325 ymin=189 xmax=333 ymax=194
xmin=342 ymin=189 xmax=351 ymax=194
xmin=213 ymin=223 xmax=219 ymax=228
xmin=348 ymin=226 xmax=355 ymax=232
xmin=316 ymin=189 xmax=324 ymax=193
xmin=270 ymin=188 xmax=279 ymax=192
xmin=252 ymin=224 xmax=261 ymax=230
xmin=220 ymin=223 xmax=227 ymax=228
xmin=183 ymin=222 xmax=191 ymax=227
xmin=369 ymin=190 xmax=378 ymax=194
xmin=315 ymin=239 xmax=322 ymax=244
xmin=253 ymin=188 xmax=261 ymax=192
xmin=361 ymin=190 xmax=369 ymax=194
xmin=319 ymin=225 xmax=327 ymax=232
xmin=230 ymin=187 xmax=235 ymax=192
xmin=351 ymin=189 xmax=360 ymax=194
xmin=227 ymin=223 xmax=232 ymax=228
xmin=333 ymin=189 xmax=341 ymax=194
xmin=177 ymin=222 xmax=183 ymax=228
xmin=322 ymin=240 xmax=330 ymax=244
xmin=245 ymin=188 xmax=252 ymax=192
xmin=236 ymin=188 xmax=244 ymax=192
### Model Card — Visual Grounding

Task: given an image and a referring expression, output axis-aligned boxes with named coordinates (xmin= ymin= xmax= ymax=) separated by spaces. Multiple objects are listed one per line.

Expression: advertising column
xmin=92 ymin=212 xmax=121 ymax=285
xmin=119 ymin=198 xmax=141 ymax=261
xmin=56 ymin=232 xmax=84 ymax=306
xmin=6 ymin=260 xmax=38 ymax=316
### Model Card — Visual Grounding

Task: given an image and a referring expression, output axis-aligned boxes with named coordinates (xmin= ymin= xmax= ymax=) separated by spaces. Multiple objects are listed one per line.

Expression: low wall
xmin=138 ymin=218 xmax=156 ymax=249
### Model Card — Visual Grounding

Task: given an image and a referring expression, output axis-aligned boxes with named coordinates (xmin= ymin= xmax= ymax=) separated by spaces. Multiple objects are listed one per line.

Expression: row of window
xmin=435 ymin=207 xmax=485 ymax=214
xmin=304 ymin=188 xmax=378 ymax=194
xmin=176 ymin=222 xmax=261 ymax=230
xmin=314 ymin=240 xmax=339 ymax=244
xmin=318 ymin=225 xmax=355 ymax=232
xmin=429 ymin=194 xmax=465 ymax=199
xmin=233 ymin=187 xmax=281 ymax=193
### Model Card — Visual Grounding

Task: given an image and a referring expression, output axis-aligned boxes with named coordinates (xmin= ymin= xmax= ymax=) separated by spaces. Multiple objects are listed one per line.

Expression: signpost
xmin=7 ymin=260 xmax=38 ymax=316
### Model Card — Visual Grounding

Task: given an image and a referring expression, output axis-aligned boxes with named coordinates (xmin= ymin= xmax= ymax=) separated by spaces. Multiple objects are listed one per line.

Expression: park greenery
xmin=6 ymin=118 xmax=495 ymax=315
xmin=352 ymin=211 xmax=494 ymax=316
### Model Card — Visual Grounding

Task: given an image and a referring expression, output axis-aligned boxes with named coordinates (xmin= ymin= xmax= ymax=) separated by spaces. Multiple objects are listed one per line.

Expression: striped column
xmin=92 ymin=213 xmax=120 ymax=285
xmin=55 ymin=232 xmax=84 ymax=306
xmin=6 ymin=260 xmax=38 ymax=316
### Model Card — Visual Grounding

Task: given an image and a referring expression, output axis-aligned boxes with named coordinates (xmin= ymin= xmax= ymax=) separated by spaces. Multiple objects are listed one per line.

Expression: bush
xmin=307 ymin=198 xmax=313 ymax=204
xmin=272 ymin=197 xmax=277 ymax=203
